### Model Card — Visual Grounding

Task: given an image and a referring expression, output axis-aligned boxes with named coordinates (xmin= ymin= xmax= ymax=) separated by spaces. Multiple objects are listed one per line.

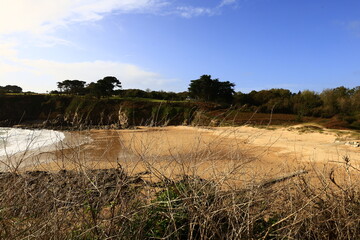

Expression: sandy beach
xmin=18 ymin=124 xmax=359 ymax=185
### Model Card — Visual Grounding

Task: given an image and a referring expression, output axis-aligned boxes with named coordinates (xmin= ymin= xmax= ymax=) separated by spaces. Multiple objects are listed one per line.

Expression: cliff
xmin=0 ymin=95 xmax=213 ymax=128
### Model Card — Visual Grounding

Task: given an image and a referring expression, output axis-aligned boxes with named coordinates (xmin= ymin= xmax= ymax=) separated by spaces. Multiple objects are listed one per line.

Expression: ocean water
xmin=0 ymin=128 xmax=65 ymax=157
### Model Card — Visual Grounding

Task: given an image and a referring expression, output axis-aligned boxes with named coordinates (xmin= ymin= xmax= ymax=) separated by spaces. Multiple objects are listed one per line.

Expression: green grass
xmin=109 ymin=96 xmax=188 ymax=103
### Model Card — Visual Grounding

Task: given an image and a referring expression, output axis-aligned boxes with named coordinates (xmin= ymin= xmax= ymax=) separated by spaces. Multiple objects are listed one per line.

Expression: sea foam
xmin=0 ymin=128 xmax=65 ymax=157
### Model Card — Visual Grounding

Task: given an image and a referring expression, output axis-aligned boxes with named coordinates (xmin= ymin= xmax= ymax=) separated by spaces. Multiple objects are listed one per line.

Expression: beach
xmin=20 ymin=124 xmax=360 ymax=185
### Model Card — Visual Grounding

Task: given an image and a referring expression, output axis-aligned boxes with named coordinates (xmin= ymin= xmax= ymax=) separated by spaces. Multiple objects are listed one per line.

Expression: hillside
xmin=0 ymin=94 xmax=357 ymax=130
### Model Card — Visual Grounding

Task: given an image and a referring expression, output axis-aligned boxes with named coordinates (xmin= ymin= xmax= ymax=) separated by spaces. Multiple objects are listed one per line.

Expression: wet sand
xmin=0 ymin=131 xmax=90 ymax=171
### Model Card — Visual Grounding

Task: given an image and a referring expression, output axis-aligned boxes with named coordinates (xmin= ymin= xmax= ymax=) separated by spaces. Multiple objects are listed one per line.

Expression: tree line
xmin=235 ymin=86 xmax=360 ymax=116
xmin=3 ymin=75 xmax=360 ymax=128
xmin=53 ymin=76 xmax=121 ymax=98
xmin=51 ymin=74 xmax=234 ymax=102
xmin=51 ymin=75 xmax=360 ymax=128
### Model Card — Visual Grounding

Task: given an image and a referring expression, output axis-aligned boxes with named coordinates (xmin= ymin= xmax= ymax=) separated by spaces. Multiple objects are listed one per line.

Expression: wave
xmin=0 ymin=128 xmax=65 ymax=157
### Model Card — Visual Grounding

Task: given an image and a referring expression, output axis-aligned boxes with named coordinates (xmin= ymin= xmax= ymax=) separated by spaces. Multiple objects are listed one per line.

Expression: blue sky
xmin=0 ymin=0 xmax=360 ymax=93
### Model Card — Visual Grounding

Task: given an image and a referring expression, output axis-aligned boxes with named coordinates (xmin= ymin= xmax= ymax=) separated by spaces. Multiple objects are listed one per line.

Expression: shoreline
xmin=0 ymin=130 xmax=91 ymax=172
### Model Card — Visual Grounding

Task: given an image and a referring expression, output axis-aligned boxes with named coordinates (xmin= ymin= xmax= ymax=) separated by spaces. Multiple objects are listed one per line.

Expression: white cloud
xmin=0 ymin=0 xmax=167 ymax=35
xmin=0 ymin=40 xmax=19 ymax=59
xmin=176 ymin=6 xmax=217 ymax=18
xmin=219 ymin=0 xmax=237 ymax=7
xmin=0 ymin=0 xmax=222 ymax=47
xmin=0 ymin=27 xmax=175 ymax=92
xmin=0 ymin=62 xmax=21 ymax=75
xmin=174 ymin=0 xmax=239 ymax=18
xmin=0 ymin=0 xmax=233 ymax=36
xmin=0 ymin=0 xmax=234 ymax=92
xmin=0 ymin=57 xmax=175 ymax=92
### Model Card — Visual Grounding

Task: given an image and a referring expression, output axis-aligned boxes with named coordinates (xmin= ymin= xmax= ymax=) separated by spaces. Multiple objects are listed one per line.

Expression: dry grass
xmin=0 ymin=124 xmax=359 ymax=239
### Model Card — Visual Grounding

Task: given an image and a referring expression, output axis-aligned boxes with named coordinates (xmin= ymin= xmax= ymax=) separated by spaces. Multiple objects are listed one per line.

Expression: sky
xmin=0 ymin=0 xmax=360 ymax=93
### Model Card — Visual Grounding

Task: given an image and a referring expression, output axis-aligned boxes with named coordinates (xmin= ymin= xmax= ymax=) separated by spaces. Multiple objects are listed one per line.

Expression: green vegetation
xmin=234 ymin=86 xmax=360 ymax=129
xmin=188 ymin=74 xmax=235 ymax=104
xmin=57 ymin=80 xmax=86 ymax=95
xmin=2 ymin=76 xmax=360 ymax=129
xmin=0 ymin=95 xmax=205 ymax=127
xmin=55 ymin=76 xmax=121 ymax=97
xmin=0 ymin=85 xmax=22 ymax=93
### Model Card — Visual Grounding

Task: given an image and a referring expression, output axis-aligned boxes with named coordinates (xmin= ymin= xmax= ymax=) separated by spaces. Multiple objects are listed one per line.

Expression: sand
xmin=19 ymin=124 xmax=359 ymax=186
xmin=205 ymin=124 xmax=360 ymax=164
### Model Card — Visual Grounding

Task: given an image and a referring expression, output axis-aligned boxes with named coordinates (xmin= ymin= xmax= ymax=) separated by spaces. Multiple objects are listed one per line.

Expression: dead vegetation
xmin=0 ymin=124 xmax=360 ymax=239
xmin=0 ymin=161 xmax=359 ymax=239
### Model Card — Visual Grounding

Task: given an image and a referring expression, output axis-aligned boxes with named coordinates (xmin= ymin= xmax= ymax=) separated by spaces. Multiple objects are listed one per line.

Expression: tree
xmin=87 ymin=76 xmax=122 ymax=98
xmin=0 ymin=85 xmax=23 ymax=93
xmin=57 ymin=80 xmax=86 ymax=95
xmin=351 ymin=86 xmax=360 ymax=112
xmin=320 ymin=86 xmax=351 ymax=116
xmin=188 ymin=75 xmax=235 ymax=103
xmin=121 ymin=89 xmax=148 ymax=98
xmin=293 ymin=90 xmax=322 ymax=116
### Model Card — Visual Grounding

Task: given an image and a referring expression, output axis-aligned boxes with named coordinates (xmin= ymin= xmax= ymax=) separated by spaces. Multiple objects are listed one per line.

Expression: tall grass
xmin=0 ymin=121 xmax=359 ymax=239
